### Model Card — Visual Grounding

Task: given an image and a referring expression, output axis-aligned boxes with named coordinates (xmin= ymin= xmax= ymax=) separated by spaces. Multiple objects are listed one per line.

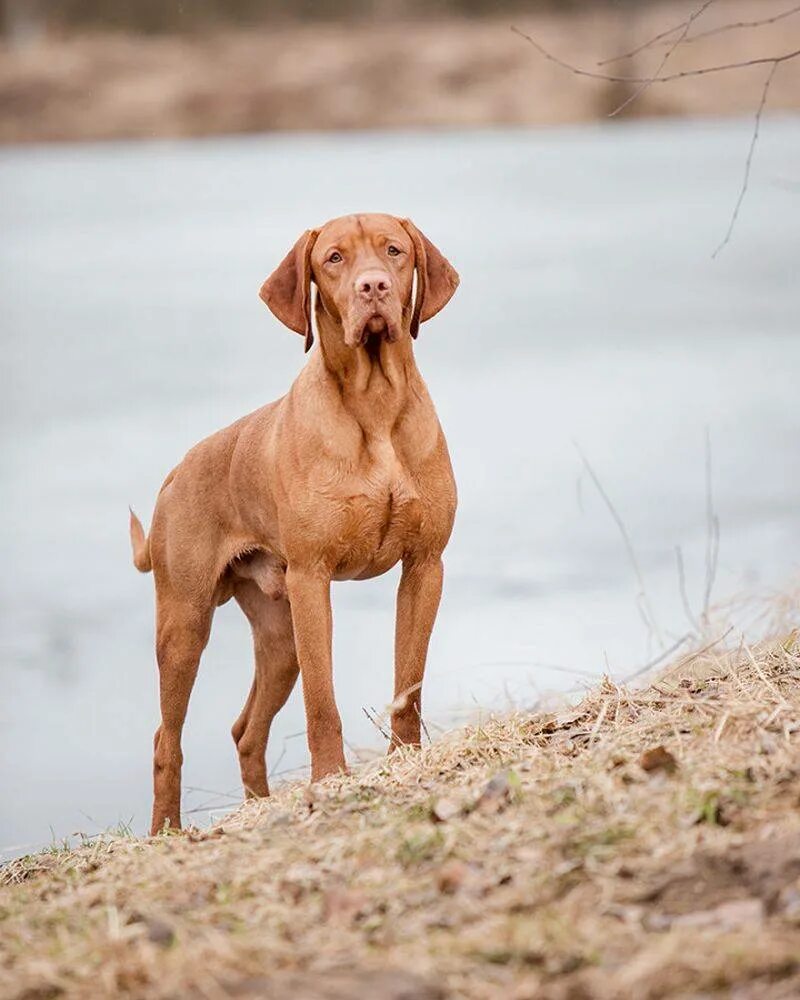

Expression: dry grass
xmin=3 ymin=615 xmax=800 ymax=998
xmin=1 ymin=1 xmax=799 ymax=143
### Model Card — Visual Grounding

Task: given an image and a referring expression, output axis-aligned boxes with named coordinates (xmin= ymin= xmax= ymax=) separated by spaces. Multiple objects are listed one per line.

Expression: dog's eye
xmin=387 ymin=245 xmax=401 ymax=257
xmin=328 ymin=251 xmax=343 ymax=264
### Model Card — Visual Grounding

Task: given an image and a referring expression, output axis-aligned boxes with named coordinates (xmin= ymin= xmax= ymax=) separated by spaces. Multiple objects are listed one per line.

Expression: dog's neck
xmin=307 ymin=306 xmax=423 ymax=439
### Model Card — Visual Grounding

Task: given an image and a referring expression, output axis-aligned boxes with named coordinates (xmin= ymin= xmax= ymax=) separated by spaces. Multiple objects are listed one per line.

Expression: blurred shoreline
xmin=1 ymin=1 xmax=799 ymax=143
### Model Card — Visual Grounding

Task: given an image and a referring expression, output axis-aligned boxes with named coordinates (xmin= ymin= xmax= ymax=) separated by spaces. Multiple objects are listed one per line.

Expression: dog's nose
xmin=355 ymin=270 xmax=392 ymax=301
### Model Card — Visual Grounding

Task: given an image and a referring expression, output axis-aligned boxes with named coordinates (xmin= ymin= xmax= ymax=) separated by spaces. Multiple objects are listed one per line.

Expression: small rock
xmin=474 ymin=773 xmax=512 ymax=814
xmin=136 ymin=915 xmax=175 ymax=947
xmin=430 ymin=797 xmax=461 ymax=823
xmin=639 ymin=745 xmax=678 ymax=774
xmin=436 ymin=859 xmax=469 ymax=895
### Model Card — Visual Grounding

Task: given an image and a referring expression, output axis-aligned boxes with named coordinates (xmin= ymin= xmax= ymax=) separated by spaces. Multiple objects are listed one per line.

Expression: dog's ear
xmin=399 ymin=219 xmax=459 ymax=338
xmin=260 ymin=229 xmax=319 ymax=352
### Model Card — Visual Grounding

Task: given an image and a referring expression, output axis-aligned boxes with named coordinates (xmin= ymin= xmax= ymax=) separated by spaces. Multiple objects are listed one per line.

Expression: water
xmin=2 ymin=118 xmax=799 ymax=859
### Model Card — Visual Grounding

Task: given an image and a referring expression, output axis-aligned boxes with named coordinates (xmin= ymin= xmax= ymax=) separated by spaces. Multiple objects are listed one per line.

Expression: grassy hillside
xmin=2 ymin=616 xmax=800 ymax=999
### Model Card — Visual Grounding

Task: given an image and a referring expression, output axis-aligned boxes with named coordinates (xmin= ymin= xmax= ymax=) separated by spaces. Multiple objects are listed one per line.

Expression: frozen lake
xmin=2 ymin=117 xmax=799 ymax=858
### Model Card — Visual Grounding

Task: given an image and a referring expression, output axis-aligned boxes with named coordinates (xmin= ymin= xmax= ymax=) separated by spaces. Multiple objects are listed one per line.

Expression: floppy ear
xmin=259 ymin=229 xmax=319 ymax=352
xmin=400 ymin=219 xmax=459 ymax=338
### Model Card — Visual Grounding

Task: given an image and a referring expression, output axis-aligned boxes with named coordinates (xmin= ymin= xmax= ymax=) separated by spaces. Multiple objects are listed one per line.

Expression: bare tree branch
xmin=712 ymin=60 xmax=779 ymax=257
xmin=599 ymin=2 xmax=800 ymax=66
xmin=512 ymin=21 xmax=798 ymax=251
xmin=597 ymin=10 xmax=703 ymax=67
xmin=672 ymin=4 xmax=800 ymax=47
xmin=608 ymin=0 xmax=717 ymax=118
xmin=511 ymin=26 xmax=800 ymax=84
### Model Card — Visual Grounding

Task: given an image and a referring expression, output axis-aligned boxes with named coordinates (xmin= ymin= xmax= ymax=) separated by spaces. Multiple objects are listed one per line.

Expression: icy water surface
xmin=1 ymin=118 xmax=799 ymax=857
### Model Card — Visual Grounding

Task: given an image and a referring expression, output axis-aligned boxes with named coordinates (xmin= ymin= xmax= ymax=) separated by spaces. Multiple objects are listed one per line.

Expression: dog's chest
xmin=331 ymin=434 xmax=424 ymax=579
xmin=363 ymin=436 xmax=412 ymax=497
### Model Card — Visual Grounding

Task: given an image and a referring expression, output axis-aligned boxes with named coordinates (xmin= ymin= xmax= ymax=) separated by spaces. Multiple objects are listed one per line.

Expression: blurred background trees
xmin=1 ymin=0 xmax=797 ymax=142
xmin=2 ymin=0 xmax=637 ymax=37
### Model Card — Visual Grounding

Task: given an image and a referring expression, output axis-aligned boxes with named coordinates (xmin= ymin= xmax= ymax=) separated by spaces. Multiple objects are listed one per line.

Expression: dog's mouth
xmin=357 ymin=313 xmax=400 ymax=349
xmin=366 ymin=314 xmax=388 ymax=336
xmin=359 ymin=314 xmax=388 ymax=342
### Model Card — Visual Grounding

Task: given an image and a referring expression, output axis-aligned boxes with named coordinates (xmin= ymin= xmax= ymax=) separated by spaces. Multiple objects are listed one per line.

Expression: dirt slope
xmin=2 ymin=607 xmax=800 ymax=998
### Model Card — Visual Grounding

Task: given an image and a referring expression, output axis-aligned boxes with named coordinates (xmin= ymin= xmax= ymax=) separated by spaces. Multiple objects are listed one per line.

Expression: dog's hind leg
xmin=231 ymin=577 xmax=299 ymax=799
xmin=151 ymin=590 xmax=215 ymax=835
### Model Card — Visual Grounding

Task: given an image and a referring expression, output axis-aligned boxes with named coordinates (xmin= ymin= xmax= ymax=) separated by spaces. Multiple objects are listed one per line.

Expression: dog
xmin=130 ymin=213 xmax=459 ymax=835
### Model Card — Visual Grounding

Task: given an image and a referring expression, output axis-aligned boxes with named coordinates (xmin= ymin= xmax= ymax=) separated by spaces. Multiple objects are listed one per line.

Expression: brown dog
xmin=130 ymin=213 xmax=459 ymax=835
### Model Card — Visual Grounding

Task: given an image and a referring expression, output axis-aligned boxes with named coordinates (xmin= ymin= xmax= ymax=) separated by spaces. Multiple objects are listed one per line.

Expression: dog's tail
xmin=129 ymin=507 xmax=152 ymax=573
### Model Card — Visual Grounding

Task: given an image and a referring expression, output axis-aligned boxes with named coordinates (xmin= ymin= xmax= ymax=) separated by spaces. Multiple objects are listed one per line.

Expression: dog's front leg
xmin=285 ymin=566 xmax=346 ymax=781
xmin=392 ymin=557 xmax=444 ymax=749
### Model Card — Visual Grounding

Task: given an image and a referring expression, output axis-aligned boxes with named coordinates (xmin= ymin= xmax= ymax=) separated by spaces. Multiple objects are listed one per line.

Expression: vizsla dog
xmin=130 ymin=213 xmax=459 ymax=835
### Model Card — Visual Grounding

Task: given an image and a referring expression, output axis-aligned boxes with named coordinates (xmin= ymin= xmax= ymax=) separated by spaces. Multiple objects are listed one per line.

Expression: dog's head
xmin=260 ymin=213 xmax=459 ymax=352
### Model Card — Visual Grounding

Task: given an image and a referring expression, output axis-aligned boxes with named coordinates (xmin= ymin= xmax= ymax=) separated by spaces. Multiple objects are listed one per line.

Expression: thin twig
xmin=702 ymin=429 xmax=721 ymax=617
xmin=514 ymin=18 xmax=797 ymax=252
xmin=636 ymin=593 xmax=659 ymax=644
xmin=598 ymin=10 xmax=700 ymax=66
xmin=712 ymin=60 xmax=779 ymax=257
xmin=511 ymin=26 xmax=800 ymax=84
xmin=470 ymin=659 xmax=598 ymax=679
xmin=589 ymin=698 xmax=610 ymax=740
xmin=678 ymin=4 xmax=800 ymax=46
xmin=184 ymin=785 xmax=240 ymax=801
xmin=675 ymin=545 xmax=700 ymax=632
xmin=599 ymin=3 xmax=800 ymax=65
xmin=415 ymin=702 xmax=432 ymax=745
xmin=713 ymin=711 xmax=729 ymax=743
xmin=660 ymin=626 xmax=735 ymax=679
xmin=362 ymin=706 xmax=391 ymax=743
xmin=574 ymin=441 xmax=663 ymax=646
xmin=624 ymin=632 xmax=694 ymax=683
xmin=608 ymin=0 xmax=716 ymax=118
xmin=743 ymin=640 xmax=790 ymax=704
xmin=270 ymin=743 xmax=288 ymax=778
